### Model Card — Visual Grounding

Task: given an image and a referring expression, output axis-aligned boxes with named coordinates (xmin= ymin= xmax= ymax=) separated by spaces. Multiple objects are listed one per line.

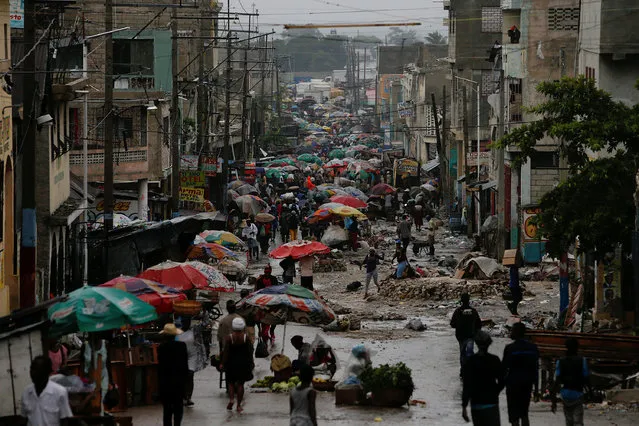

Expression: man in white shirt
xmin=299 ymin=255 xmax=314 ymax=290
xmin=242 ymin=218 xmax=259 ymax=260
xmin=22 ymin=356 xmax=73 ymax=426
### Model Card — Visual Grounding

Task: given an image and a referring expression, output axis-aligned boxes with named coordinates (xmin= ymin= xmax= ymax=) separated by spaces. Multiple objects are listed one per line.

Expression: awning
xmin=422 ymin=159 xmax=440 ymax=173
xmin=481 ymin=180 xmax=498 ymax=191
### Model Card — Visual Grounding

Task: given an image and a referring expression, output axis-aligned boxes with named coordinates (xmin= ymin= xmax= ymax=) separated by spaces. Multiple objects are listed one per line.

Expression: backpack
xmin=259 ymin=225 xmax=266 ymax=237
xmin=255 ymin=337 xmax=269 ymax=358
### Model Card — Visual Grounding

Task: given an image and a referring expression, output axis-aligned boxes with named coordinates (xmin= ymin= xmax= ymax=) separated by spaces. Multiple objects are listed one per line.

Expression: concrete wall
xmin=530 ymin=167 xmax=559 ymax=204
xmin=598 ymin=55 xmax=639 ymax=105
xmin=599 ymin=0 xmax=639 ymax=54
xmin=50 ymin=103 xmax=71 ymax=213
xmin=450 ymin=0 xmax=502 ymax=71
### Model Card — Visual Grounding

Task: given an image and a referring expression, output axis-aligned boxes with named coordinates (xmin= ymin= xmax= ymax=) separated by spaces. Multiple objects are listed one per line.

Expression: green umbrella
xmin=297 ymin=154 xmax=323 ymax=165
xmin=328 ymin=149 xmax=346 ymax=159
xmin=265 ymin=168 xmax=282 ymax=179
xmin=48 ymin=286 xmax=158 ymax=337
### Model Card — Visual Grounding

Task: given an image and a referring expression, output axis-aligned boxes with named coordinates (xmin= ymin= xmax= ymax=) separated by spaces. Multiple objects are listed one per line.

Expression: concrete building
xmin=578 ymin=0 xmax=639 ymax=106
xmin=0 ymin=0 xmax=14 ymax=314
xmin=500 ymin=0 xmax=579 ymax=261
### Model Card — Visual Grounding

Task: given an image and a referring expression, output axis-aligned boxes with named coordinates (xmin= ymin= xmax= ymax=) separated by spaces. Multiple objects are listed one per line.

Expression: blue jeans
xmin=459 ymin=338 xmax=475 ymax=367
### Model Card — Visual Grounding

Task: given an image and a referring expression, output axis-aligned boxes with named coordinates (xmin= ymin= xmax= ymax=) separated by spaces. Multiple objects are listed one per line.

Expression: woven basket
xmin=173 ymin=300 xmax=202 ymax=316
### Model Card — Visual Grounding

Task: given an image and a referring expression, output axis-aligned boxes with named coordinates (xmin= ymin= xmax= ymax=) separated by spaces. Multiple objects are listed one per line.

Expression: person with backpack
xmin=503 ymin=322 xmax=539 ymax=426
xmin=450 ymin=293 xmax=483 ymax=376
xmin=258 ymin=221 xmax=271 ymax=255
xmin=552 ymin=338 xmax=591 ymax=426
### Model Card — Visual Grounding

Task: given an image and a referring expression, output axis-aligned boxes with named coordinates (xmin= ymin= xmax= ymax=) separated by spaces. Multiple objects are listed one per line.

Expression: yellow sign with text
xmin=179 ymin=187 xmax=205 ymax=202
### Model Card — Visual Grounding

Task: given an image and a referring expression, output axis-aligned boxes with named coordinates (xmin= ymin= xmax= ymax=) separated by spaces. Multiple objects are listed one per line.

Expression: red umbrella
xmin=369 ymin=183 xmax=397 ymax=195
xmin=138 ymin=261 xmax=233 ymax=292
xmin=269 ymin=240 xmax=330 ymax=260
xmin=99 ymin=276 xmax=187 ymax=314
xmin=330 ymin=195 xmax=368 ymax=209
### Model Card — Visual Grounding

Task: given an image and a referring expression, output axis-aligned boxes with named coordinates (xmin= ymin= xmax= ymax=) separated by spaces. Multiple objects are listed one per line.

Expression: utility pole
xmin=462 ymin=86 xmax=472 ymax=236
xmin=496 ymin=70 xmax=506 ymax=260
xmin=222 ymin=29 xmax=232 ymax=213
xmin=356 ymin=52 xmax=360 ymax=110
xmin=20 ymin=0 xmax=37 ymax=307
xmin=432 ymin=92 xmax=447 ymax=212
xmin=102 ymin=0 xmax=115 ymax=280
xmin=196 ymin=0 xmax=207 ymax=153
xmin=240 ymin=20 xmax=250 ymax=159
xmin=363 ymin=48 xmax=367 ymax=107
xmin=170 ymin=8 xmax=180 ymax=216
xmin=442 ymin=85 xmax=448 ymax=211
xmin=275 ymin=59 xmax=281 ymax=125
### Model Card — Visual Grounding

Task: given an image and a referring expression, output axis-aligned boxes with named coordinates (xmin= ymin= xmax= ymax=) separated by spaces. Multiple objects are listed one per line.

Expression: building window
xmin=481 ymin=70 xmax=498 ymax=96
xmin=113 ymin=39 xmax=154 ymax=75
xmin=531 ymin=151 xmax=559 ymax=169
xmin=509 ymin=78 xmax=523 ymax=122
xmin=585 ymin=66 xmax=596 ymax=81
xmin=54 ymin=44 xmax=83 ymax=71
xmin=548 ymin=8 xmax=580 ymax=31
xmin=481 ymin=7 xmax=503 ymax=33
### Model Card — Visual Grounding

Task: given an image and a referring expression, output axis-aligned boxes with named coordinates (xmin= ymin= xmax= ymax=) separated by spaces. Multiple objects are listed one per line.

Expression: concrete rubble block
xmin=606 ymin=389 xmax=639 ymax=403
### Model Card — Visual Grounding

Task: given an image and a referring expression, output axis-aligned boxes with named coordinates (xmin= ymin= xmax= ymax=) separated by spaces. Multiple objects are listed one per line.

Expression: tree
xmin=386 ymin=27 xmax=420 ymax=45
xmin=495 ymin=76 xmax=639 ymax=257
xmin=425 ymin=31 xmax=447 ymax=45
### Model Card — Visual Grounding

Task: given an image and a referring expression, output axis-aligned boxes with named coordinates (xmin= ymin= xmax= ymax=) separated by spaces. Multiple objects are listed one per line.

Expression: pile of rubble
xmin=379 ymin=277 xmax=509 ymax=301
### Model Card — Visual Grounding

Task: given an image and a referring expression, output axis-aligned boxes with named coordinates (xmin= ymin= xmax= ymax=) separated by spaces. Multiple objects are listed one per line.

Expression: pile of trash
xmin=313 ymin=249 xmax=348 ymax=272
xmin=454 ymin=253 xmax=506 ymax=280
xmin=379 ymin=277 xmax=507 ymax=301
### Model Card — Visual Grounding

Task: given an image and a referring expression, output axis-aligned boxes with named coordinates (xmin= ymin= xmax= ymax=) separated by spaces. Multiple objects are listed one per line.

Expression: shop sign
xmin=200 ymin=156 xmax=217 ymax=176
xmin=522 ymin=206 xmax=547 ymax=242
xmin=394 ymin=158 xmax=419 ymax=176
xmin=180 ymin=171 xmax=206 ymax=188
xmin=179 ymin=187 xmax=205 ymax=202
xmin=180 ymin=154 xmax=199 ymax=170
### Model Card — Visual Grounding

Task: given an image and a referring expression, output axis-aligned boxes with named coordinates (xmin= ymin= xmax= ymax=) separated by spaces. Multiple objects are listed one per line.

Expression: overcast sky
xmin=227 ymin=0 xmax=447 ymax=38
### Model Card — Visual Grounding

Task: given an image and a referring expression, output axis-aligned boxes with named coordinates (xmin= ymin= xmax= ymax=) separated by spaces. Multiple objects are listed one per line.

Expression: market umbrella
xmin=420 ymin=183 xmax=438 ymax=192
xmin=323 ymin=159 xmax=346 ymax=169
xmin=265 ymin=168 xmax=282 ymax=179
xmin=236 ymin=284 xmax=336 ymax=351
xmin=99 ymin=276 xmax=187 ymax=314
xmin=138 ymin=260 xmax=233 ymax=292
xmin=48 ymin=286 xmax=158 ymax=337
xmin=236 ymin=184 xmax=259 ymax=196
xmin=186 ymin=243 xmax=239 ymax=261
xmin=199 ymin=230 xmax=246 ymax=248
xmin=269 ymin=240 xmax=330 ymax=260
xmin=349 ymin=144 xmax=368 ymax=151
xmin=318 ymin=202 xmax=345 ymax=210
xmin=297 ymin=154 xmax=322 ymax=164
xmin=330 ymin=195 xmax=368 ymax=209
xmin=255 ymin=212 xmax=276 ymax=223
xmin=341 ymin=186 xmax=369 ymax=201
xmin=370 ymin=183 xmax=397 ymax=195
xmin=329 ymin=205 xmax=368 ymax=220
xmin=267 ymin=158 xmax=295 ymax=167
xmin=282 ymin=165 xmax=299 ymax=172
xmin=235 ymin=194 xmax=268 ymax=215
xmin=227 ymin=189 xmax=240 ymax=200
xmin=328 ymin=149 xmax=346 ymax=159
xmin=228 ymin=180 xmax=248 ymax=190
xmin=217 ymin=258 xmax=248 ymax=283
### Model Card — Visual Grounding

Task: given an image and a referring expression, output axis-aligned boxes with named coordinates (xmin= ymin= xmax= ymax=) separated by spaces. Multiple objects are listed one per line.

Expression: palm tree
xmin=425 ymin=31 xmax=447 ymax=45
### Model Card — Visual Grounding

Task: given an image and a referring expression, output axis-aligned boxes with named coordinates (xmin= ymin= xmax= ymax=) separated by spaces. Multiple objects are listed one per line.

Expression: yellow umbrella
xmin=329 ymin=205 xmax=367 ymax=220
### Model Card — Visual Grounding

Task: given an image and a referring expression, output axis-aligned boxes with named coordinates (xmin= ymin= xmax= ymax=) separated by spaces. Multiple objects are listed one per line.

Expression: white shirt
xmin=299 ymin=256 xmax=314 ymax=277
xmin=176 ymin=330 xmax=197 ymax=371
xmin=21 ymin=380 xmax=73 ymax=426
xmin=242 ymin=223 xmax=258 ymax=240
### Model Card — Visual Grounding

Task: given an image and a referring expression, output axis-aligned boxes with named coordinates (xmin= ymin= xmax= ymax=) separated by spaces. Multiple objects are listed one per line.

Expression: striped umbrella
xmin=99 ymin=276 xmax=187 ymax=314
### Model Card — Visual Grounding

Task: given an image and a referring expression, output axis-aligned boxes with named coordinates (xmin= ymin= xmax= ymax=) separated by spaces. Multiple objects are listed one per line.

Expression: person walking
xmin=461 ymin=331 xmax=505 ymax=426
xmin=508 ymin=262 xmax=523 ymax=316
xmin=217 ymin=300 xmax=241 ymax=353
xmin=450 ymin=293 xmax=483 ymax=375
xmin=503 ymin=322 xmax=539 ymax=426
xmin=288 ymin=209 xmax=300 ymax=242
xmin=257 ymin=221 xmax=272 ymax=255
xmin=255 ymin=265 xmax=278 ymax=290
xmin=551 ymin=338 xmax=591 ymax=426
xmin=397 ymin=215 xmax=412 ymax=251
xmin=21 ymin=356 xmax=73 ymax=426
xmin=176 ymin=317 xmax=207 ymax=407
xmin=280 ymin=207 xmax=290 ymax=243
xmin=221 ymin=318 xmax=254 ymax=413
xmin=242 ymin=218 xmax=259 ymax=261
xmin=289 ymin=364 xmax=318 ymax=426
xmin=362 ymin=248 xmax=383 ymax=298
xmin=157 ymin=323 xmax=189 ymax=426
xmin=412 ymin=205 xmax=424 ymax=232
xmin=281 ymin=256 xmax=296 ymax=284
xmin=299 ymin=255 xmax=314 ymax=290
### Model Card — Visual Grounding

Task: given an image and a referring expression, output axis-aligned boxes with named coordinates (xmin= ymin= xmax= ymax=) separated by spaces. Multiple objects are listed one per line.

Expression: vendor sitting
xmin=309 ymin=336 xmax=337 ymax=378
xmin=290 ymin=335 xmax=312 ymax=371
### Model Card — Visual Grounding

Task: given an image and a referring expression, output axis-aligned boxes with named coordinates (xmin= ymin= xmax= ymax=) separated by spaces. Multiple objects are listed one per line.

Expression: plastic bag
xmin=321 ymin=224 xmax=349 ymax=246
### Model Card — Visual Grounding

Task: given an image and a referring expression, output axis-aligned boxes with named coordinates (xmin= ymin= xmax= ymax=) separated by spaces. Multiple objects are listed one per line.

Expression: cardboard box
xmin=503 ymin=249 xmax=521 ymax=266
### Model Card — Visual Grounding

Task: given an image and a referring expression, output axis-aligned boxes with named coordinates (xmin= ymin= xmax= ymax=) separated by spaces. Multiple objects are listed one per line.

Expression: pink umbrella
xmin=269 ymin=240 xmax=330 ymax=260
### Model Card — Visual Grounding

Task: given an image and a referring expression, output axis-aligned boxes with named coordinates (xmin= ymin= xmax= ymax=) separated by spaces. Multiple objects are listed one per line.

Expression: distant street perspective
xmin=1 ymin=1 xmax=639 ymax=426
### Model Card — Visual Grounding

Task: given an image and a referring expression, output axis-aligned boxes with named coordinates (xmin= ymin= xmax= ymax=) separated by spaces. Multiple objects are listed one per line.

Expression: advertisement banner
xmin=179 ymin=187 xmax=205 ymax=202
xmin=394 ymin=158 xmax=419 ymax=176
xmin=200 ymin=155 xmax=217 ymax=176
xmin=10 ymin=0 xmax=23 ymax=28
xmin=180 ymin=170 xmax=206 ymax=188
xmin=180 ymin=154 xmax=199 ymax=170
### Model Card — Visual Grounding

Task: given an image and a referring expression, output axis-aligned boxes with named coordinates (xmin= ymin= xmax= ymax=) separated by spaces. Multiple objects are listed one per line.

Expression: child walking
xmin=289 ymin=365 xmax=318 ymax=426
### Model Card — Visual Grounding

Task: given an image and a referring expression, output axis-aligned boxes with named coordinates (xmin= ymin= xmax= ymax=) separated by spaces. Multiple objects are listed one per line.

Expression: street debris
xmin=405 ymin=318 xmax=427 ymax=331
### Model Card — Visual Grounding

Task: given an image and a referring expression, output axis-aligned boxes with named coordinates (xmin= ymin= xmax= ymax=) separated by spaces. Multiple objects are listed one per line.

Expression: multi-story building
xmin=0 ymin=0 xmax=14 ymax=314
xmin=500 ymin=0 xmax=579 ymax=261
xmin=578 ymin=0 xmax=639 ymax=105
